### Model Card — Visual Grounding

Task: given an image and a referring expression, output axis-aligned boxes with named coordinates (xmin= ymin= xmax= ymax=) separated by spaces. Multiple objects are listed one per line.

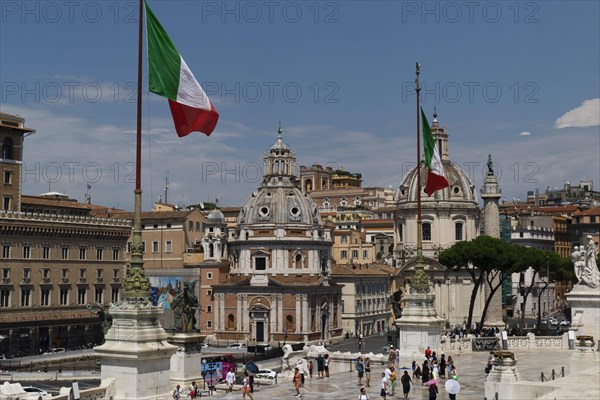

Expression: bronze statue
xmin=487 ymin=154 xmax=494 ymax=176
xmin=86 ymin=301 xmax=112 ymax=339
xmin=171 ymin=280 xmax=199 ymax=332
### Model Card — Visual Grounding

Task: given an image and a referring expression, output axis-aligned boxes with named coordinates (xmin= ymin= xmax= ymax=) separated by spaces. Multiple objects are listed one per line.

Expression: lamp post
xmin=201 ymin=359 xmax=207 ymax=390
xmin=546 ymin=256 xmax=551 ymax=319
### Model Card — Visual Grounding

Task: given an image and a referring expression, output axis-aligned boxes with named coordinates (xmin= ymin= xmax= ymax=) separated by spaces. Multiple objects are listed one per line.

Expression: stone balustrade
xmin=0 ymin=210 xmax=131 ymax=226
xmin=440 ymin=333 xmax=569 ymax=353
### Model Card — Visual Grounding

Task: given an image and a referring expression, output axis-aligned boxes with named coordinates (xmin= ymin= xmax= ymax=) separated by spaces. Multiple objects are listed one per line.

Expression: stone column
xmin=242 ymin=294 xmax=249 ymax=332
xmin=270 ymin=294 xmax=278 ymax=335
xmin=301 ymin=294 xmax=309 ymax=332
xmin=236 ymin=294 xmax=242 ymax=331
xmin=277 ymin=294 xmax=283 ymax=332
xmin=481 ymin=158 xmax=505 ymax=328
xmin=213 ymin=294 xmax=220 ymax=333
xmin=295 ymin=294 xmax=301 ymax=333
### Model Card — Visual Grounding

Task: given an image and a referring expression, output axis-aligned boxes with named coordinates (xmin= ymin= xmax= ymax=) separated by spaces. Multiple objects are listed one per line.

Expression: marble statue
xmin=170 ymin=280 xmax=199 ymax=332
xmin=572 ymin=246 xmax=585 ymax=282
xmin=572 ymin=239 xmax=600 ymax=288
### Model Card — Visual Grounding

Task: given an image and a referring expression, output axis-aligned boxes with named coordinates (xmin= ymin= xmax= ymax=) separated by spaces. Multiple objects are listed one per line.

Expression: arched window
xmin=2 ymin=138 xmax=13 ymax=160
xmin=286 ymin=315 xmax=294 ymax=331
xmin=305 ymin=179 xmax=312 ymax=192
xmin=227 ymin=314 xmax=235 ymax=330
xmin=455 ymin=222 xmax=464 ymax=241
xmin=208 ymin=243 xmax=214 ymax=258
xmin=294 ymin=253 xmax=303 ymax=269
xmin=422 ymin=222 xmax=432 ymax=241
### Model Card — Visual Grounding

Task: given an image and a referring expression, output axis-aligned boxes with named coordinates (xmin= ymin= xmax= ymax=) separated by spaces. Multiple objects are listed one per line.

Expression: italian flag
xmin=145 ymin=1 xmax=219 ymax=137
xmin=421 ymin=108 xmax=449 ymax=196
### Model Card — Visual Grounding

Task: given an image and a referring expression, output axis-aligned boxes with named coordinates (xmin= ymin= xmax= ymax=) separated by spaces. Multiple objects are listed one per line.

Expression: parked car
xmin=226 ymin=343 xmax=247 ymax=349
xmin=560 ymin=320 xmax=570 ymax=326
xmin=200 ymin=343 xmax=210 ymax=348
xmin=21 ymin=386 xmax=52 ymax=398
xmin=254 ymin=369 xmax=278 ymax=384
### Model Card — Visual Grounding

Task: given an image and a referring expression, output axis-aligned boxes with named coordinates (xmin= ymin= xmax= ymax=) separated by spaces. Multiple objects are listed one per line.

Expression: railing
xmin=539 ymin=366 xmax=565 ymax=382
xmin=0 ymin=210 xmax=131 ymax=226
xmin=441 ymin=334 xmax=568 ymax=352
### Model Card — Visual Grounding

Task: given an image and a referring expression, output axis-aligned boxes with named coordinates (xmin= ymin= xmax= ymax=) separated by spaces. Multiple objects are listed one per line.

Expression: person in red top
xmin=425 ymin=346 xmax=432 ymax=359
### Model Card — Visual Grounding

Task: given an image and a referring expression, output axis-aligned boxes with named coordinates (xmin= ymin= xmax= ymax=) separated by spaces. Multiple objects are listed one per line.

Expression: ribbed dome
xmin=396 ymin=160 xmax=477 ymax=204
xmin=207 ymin=209 xmax=225 ymax=224
xmin=237 ymin=186 xmax=320 ymax=226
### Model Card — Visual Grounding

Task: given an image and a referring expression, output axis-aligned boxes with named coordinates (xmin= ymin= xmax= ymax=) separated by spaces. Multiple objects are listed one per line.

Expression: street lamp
xmin=201 ymin=359 xmax=207 ymax=390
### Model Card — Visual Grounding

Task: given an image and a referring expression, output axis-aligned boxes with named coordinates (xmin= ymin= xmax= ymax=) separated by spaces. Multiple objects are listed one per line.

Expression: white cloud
xmin=555 ymin=98 xmax=600 ymax=129
xmin=519 ymin=131 xmax=532 ymax=136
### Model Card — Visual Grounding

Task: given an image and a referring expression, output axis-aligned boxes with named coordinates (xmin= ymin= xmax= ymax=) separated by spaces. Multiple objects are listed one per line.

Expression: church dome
xmin=207 ymin=209 xmax=225 ymax=224
xmin=396 ymin=160 xmax=477 ymax=204
xmin=237 ymin=126 xmax=320 ymax=226
xmin=396 ymin=110 xmax=477 ymax=205
xmin=238 ymin=186 xmax=320 ymax=226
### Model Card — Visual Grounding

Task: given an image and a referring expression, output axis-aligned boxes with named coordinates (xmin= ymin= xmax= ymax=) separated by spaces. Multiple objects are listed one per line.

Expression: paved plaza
xmin=210 ymin=349 xmax=584 ymax=400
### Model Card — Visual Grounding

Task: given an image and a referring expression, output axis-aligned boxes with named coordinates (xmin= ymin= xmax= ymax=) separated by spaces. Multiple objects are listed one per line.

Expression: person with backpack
xmin=356 ymin=356 xmax=365 ymax=385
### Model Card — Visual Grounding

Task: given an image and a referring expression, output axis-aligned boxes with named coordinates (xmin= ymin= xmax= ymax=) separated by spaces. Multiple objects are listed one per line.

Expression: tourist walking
xmin=400 ymin=370 xmax=412 ymax=400
xmin=446 ymin=356 xmax=454 ymax=378
xmin=324 ymin=354 xmax=330 ymax=378
xmin=422 ymin=360 xmax=430 ymax=385
xmin=380 ymin=372 xmax=388 ymax=400
xmin=226 ymin=368 xmax=236 ymax=393
xmin=172 ymin=385 xmax=181 ymax=400
xmin=317 ymin=354 xmax=325 ymax=379
xmin=356 ymin=356 xmax=365 ymax=385
xmin=308 ymin=360 xmax=313 ymax=378
xmin=365 ymin=357 xmax=372 ymax=387
xmin=439 ymin=354 xmax=447 ymax=379
xmin=428 ymin=382 xmax=438 ymax=400
xmin=188 ymin=381 xmax=198 ymax=398
xmin=293 ymin=367 xmax=303 ymax=398
xmin=358 ymin=386 xmax=370 ymax=400
xmin=242 ymin=371 xmax=254 ymax=400
xmin=390 ymin=367 xmax=397 ymax=396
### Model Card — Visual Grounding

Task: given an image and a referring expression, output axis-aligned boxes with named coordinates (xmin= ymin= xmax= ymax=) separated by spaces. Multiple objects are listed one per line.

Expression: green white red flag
xmin=145 ymin=1 xmax=219 ymax=137
xmin=421 ymin=108 xmax=448 ymax=196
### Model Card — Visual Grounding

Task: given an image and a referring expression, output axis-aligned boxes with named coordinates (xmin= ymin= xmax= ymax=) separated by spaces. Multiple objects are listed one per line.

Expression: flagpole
xmin=411 ymin=62 xmax=429 ymax=294
xmin=123 ymin=0 xmax=151 ymax=302
xmin=416 ymin=63 xmax=422 ymax=261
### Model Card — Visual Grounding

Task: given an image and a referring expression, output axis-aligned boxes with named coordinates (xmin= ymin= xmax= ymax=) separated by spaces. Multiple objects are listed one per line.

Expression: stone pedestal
xmin=569 ymin=335 xmax=599 ymax=373
xmin=95 ymin=302 xmax=178 ymax=400
xmin=484 ymin=351 xmax=522 ymax=400
xmin=396 ymin=292 xmax=445 ymax=362
xmin=566 ymin=284 xmax=600 ymax=340
xmin=169 ymin=333 xmax=205 ymax=389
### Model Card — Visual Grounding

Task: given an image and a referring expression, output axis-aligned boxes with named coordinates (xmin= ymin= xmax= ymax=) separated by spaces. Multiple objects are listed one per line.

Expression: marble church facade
xmin=203 ymin=129 xmax=343 ymax=344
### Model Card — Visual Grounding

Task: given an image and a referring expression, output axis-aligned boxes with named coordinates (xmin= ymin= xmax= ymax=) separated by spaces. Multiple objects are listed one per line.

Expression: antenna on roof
xmin=164 ymin=170 xmax=169 ymax=204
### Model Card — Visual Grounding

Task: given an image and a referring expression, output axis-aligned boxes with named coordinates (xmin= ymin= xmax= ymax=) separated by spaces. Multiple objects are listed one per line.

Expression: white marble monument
xmin=567 ymin=237 xmax=600 ymax=342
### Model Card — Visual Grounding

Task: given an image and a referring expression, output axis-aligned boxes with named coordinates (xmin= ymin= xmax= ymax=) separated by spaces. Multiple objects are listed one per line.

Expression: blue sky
xmin=1 ymin=0 xmax=599 ymax=210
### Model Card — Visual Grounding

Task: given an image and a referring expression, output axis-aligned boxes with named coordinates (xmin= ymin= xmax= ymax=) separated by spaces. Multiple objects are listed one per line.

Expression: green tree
xmin=440 ymin=236 xmax=520 ymax=329
xmin=513 ymin=245 xmax=548 ymax=330
xmin=533 ymin=252 xmax=575 ymax=329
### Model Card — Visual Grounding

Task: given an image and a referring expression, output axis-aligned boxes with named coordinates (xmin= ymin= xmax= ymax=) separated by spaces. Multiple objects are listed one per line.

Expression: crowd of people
xmin=171 ymin=345 xmax=463 ymax=399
